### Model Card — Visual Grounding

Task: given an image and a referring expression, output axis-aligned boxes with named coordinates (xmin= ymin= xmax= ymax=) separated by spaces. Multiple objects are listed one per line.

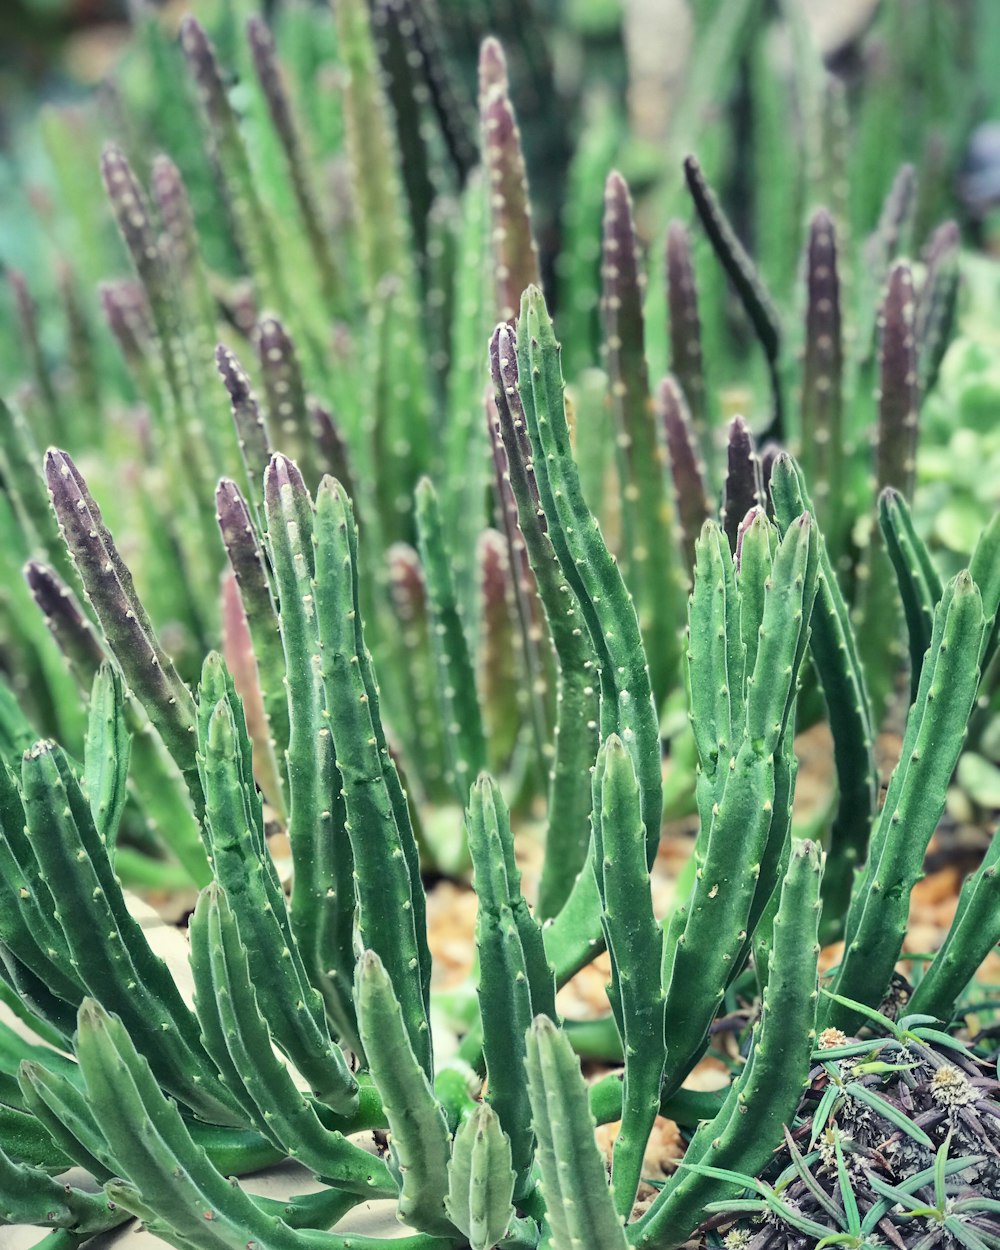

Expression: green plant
xmin=0 ymin=287 xmax=996 ymax=1250
xmin=663 ymin=156 xmax=962 ymax=725
xmin=696 ymin=1003 xmax=1000 ymax=1250
xmin=911 ymin=259 xmax=1000 ymax=817
xmin=1 ymin=1 xmax=991 ymax=884
xmin=1 ymin=3 xmax=1000 ymax=1247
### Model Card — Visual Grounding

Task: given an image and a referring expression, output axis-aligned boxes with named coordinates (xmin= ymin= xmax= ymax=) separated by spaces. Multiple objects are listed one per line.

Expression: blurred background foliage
xmin=5 ymin=0 xmax=1000 ymax=426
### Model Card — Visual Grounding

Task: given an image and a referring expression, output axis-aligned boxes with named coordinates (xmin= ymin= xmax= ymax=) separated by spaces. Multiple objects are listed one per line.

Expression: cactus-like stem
xmin=734 ymin=507 xmax=777 ymax=689
xmin=179 ymin=17 xmax=287 ymax=313
xmin=314 ymin=476 xmax=433 ymax=1069
xmin=740 ymin=605 xmax=800 ymax=962
xmin=17 ymin=1039 xmax=276 ymax=1177
xmin=0 ymin=1137 xmax=122 ymax=1236
xmin=100 ymin=146 xmax=213 ymax=539
xmin=491 ymin=324 xmax=598 ymax=920
xmin=334 ymin=0 xmax=414 ymax=293
xmin=878 ymin=487 xmax=943 ymax=703
xmin=634 ymin=840 xmax=822 ymax=1249
xmin=311 ymin=400 xmax=360 ymax=510
xmin=66 ymin=1000 xmax=318 ymax=1243
xmin=99 ymin=280 xmax=154 ymax=384
xmin=525 ymin=1016 xmax=630 ymax=1250
xmin=216 ymin=478 xmax=289 ymax=807
xmin=826 ymin=571 xmax=986 ymax=1030
xmin=721 ymin=415 xmax=763 ymax=555
xmin=681 ymin=519 xmax=743 ymax=846
xmin=0 ymin=398 xmax=78 ymax=592
xmin=247 ymin=15 xmax=346 ymax=317
xmin=658 ymin=376 xmax=711 ymax=578
xmin=969 ymin=512 xmax=1000 ymax=670
xmin=517 ymin=286 xmax=661 ymax=857
xmin=415 ymin=477 xmax=487 ymax=809
xmin=23 ymin=561 xmax=104 ymax=690
xmin=665 ymin=220 xmax=708 ymax=454
xmin=874 ymin=164 xmax=916 ymax=261
xmin=18 ymin=1052 xmax=126 ymax=1182
xmin=256 ymin=315 xmax=315 ymax=476
xmin=515 ymin=287 xmax=661 ymax=982
xmin=216 ymin=344 xmax=272 ymax=524
xmin=749 ymin=717 xmax=798 ymax=991
xmin=45 ymin=450 xmax=202 ymax=815
xmin=23 ymin=559 xmax=207 ymax=884
xmin=221 ymin=569 xmax=285 ymax=816
xmin=196 ymin=658 xmax=360 ymax=1075
xmin=379 ymin=0 xmax=477 ymax=181
xmin=874 ymin=262 xmax=919 ymax=501
xmin=662 ymin=515 xmax=818 ymax=1097
xmin=443 ymin=171 xmax=495 ymax=626
xmin=856 ymin=163 xmax=916 ymax=371
xmin=770 ymin=454 xmax=877 ymax=938
xmin=446 ymin=1102 xmax=516 ymax=1250
xmin=369 ymin=274 xmax=433 ymax=542
xmin=594 ymin=736 xmax=666 ymax=1217
xmin=370 ymin=0 xmax=442 ymax=261
xmin=558 ymin=93 xmax=620 ymax=381
xmin=477 ymin=530 xmax=523 ymax=773
xmin=487 ymin=388 xmax=553 ymax=781
xmin=859 ymin=261 xmax=919 ymax=723
xmin=601 ymin=170 xmax=685 ymax=708
xmin=17 ymin=742 xmax=240 ymax=1124
xmin=263 ymin=455 xmax=356 ymax=1033
xmin=150 ymin=155 xmax=207 ymax=309
xmin=907 ymin=822 xmax=1000 ymax=1022
xmin=57 ymin=261 xmax=101 ymax=435
xmin=759 ymin=445 xmax=779 ymax=515
xmin=468 ymin=776 xmax=555 ymax=1198
xmin=150 ymin=154 xmax=229 ymax=468
xmin=799 ymin=209 xmax=844 ymax=547
xmin=83 ymin=664 xmax=129 ymax=852
xmin=188 ymin=886 xmax=387 ymax=1190
xmin=479 ymin=37 xmax=540 ymax=322
xmin=0 ymin=760 xmax=81 ymax=1025
xmin=355 ymin=951 xmax=452 ymax=1235
xmin=387 ymin=543 xmax=449 ymax=803
xmin=684 ymin=154 xmax=784 ymax=439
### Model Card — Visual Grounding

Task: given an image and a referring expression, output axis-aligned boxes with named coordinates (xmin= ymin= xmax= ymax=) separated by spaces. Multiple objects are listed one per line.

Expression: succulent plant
xmin=0 ymin=285 xmax=996 ymax=1250
xmin=0 ymin=0 xmax=986 ymax=799
xmin=1 ymin=2 xmax=999 ymax=1248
